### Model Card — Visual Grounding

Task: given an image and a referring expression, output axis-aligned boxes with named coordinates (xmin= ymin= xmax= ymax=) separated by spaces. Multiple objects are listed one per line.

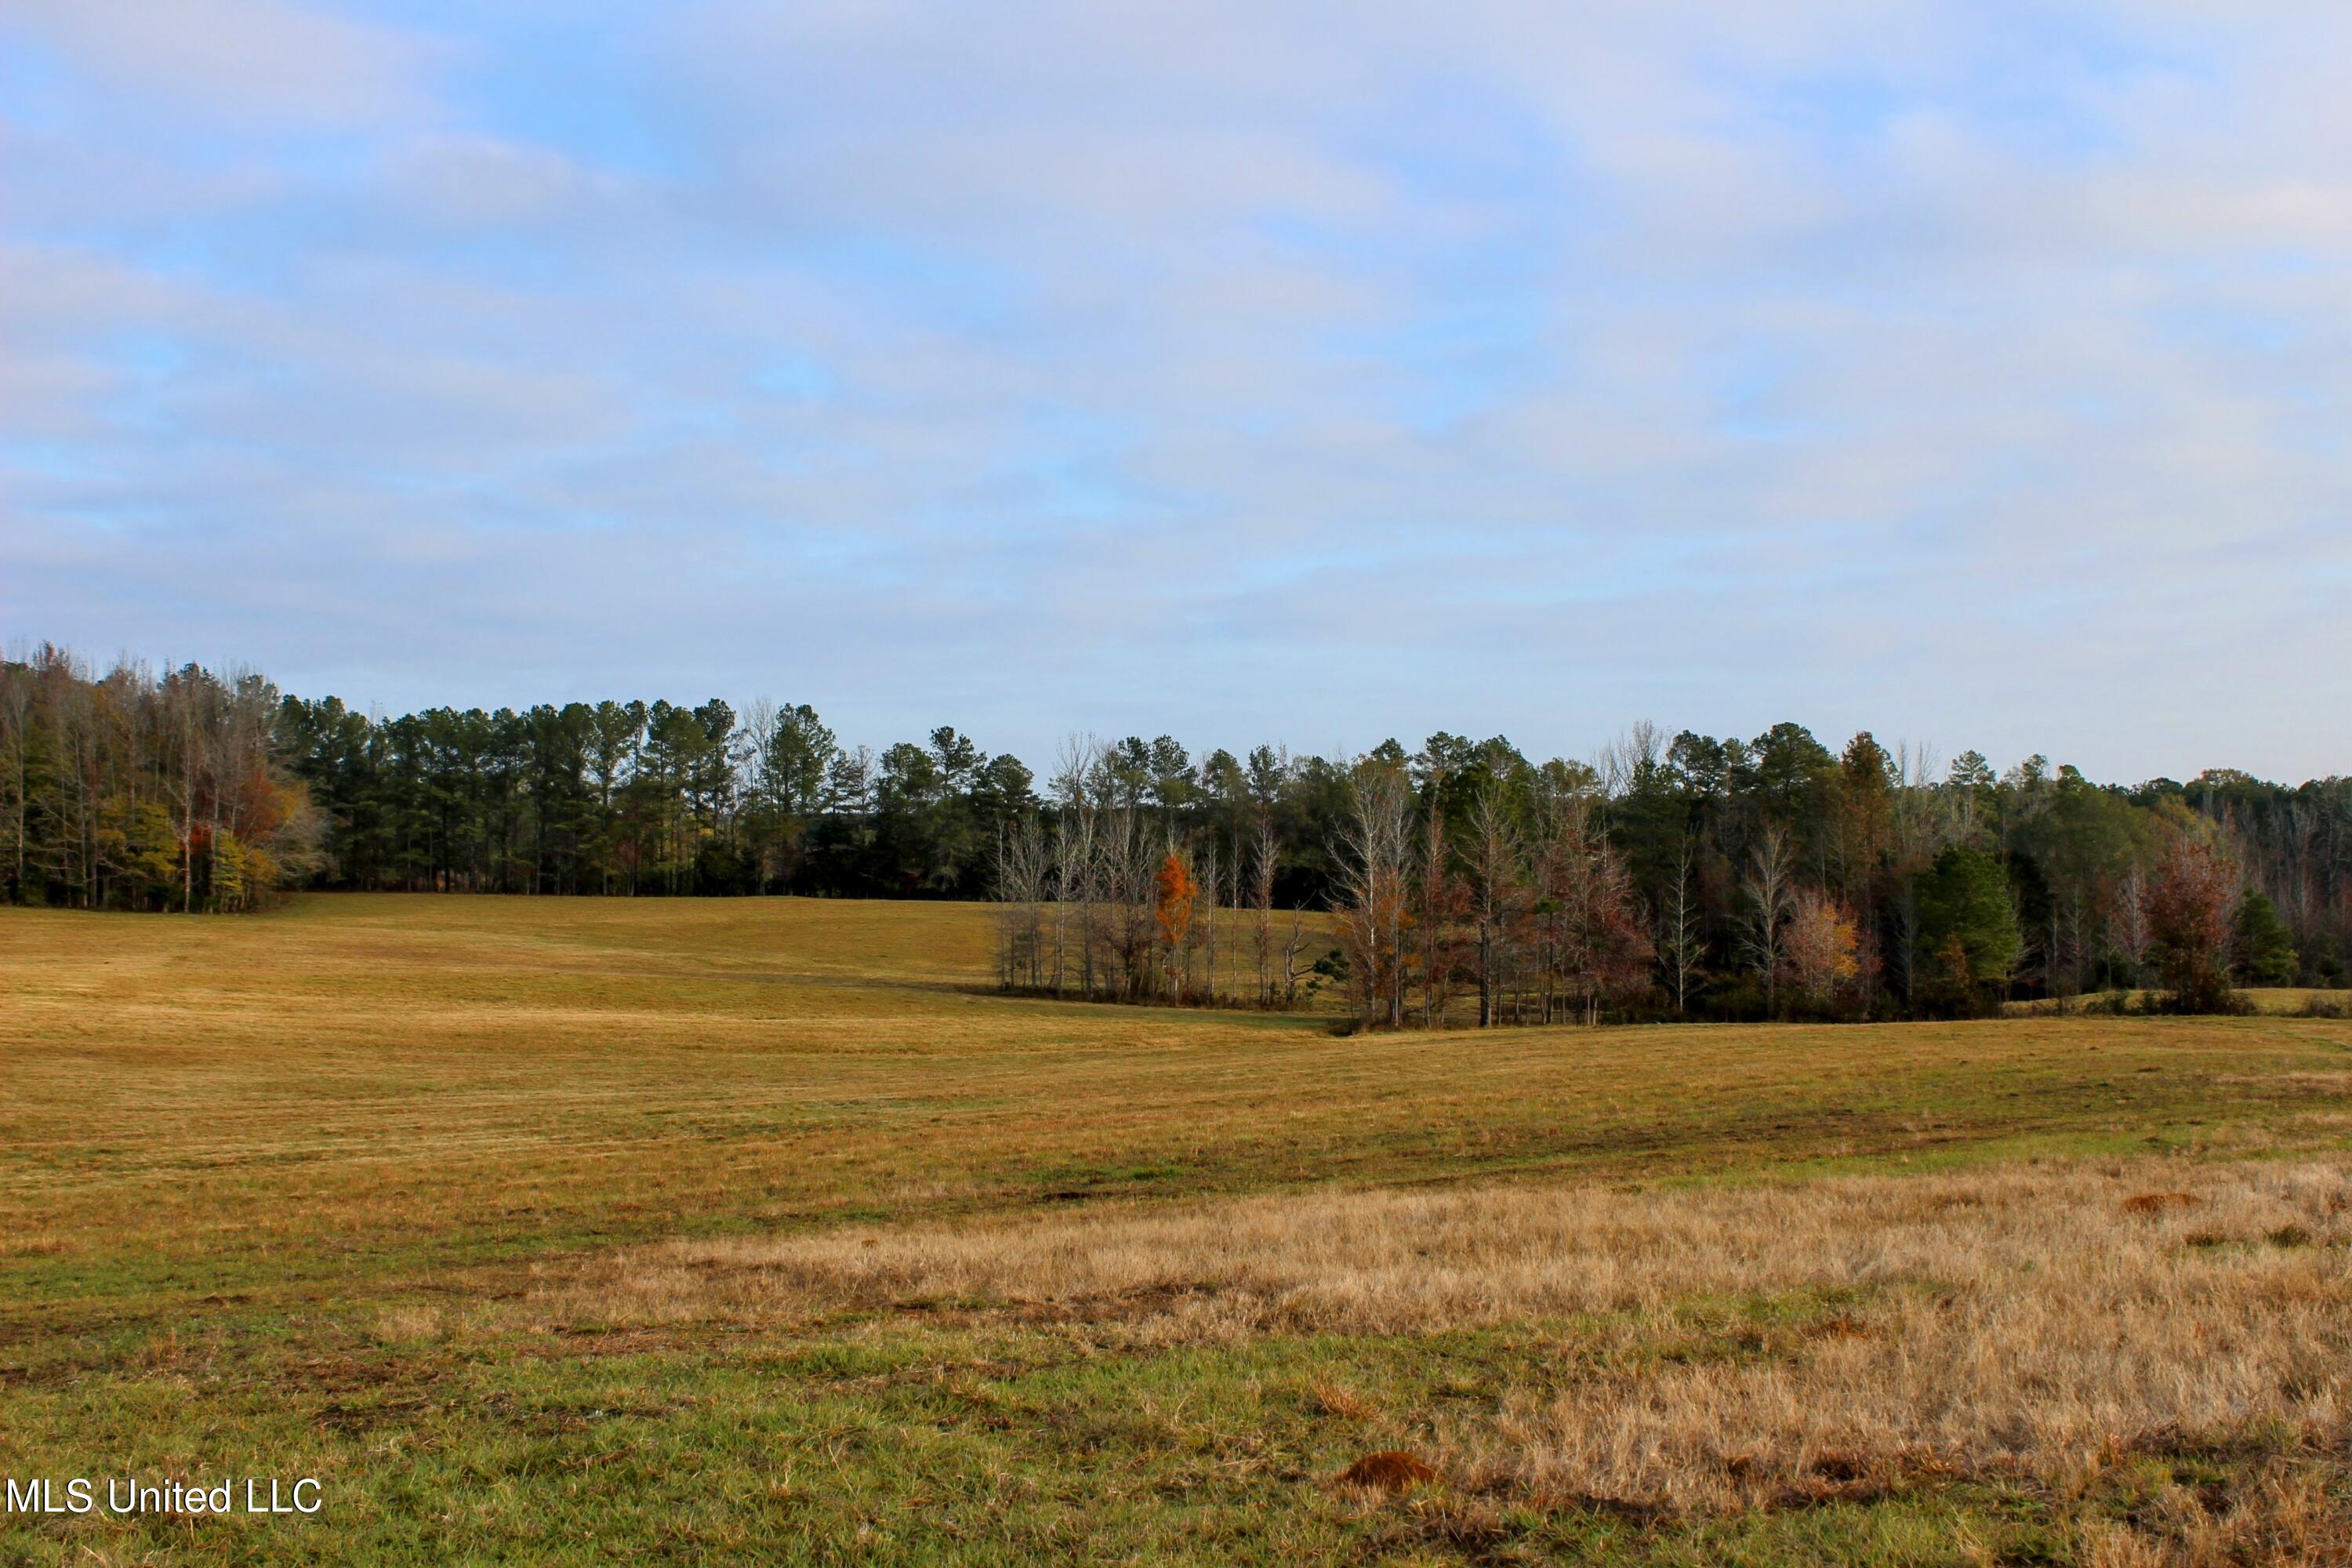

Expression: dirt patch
xmin=1339 ymin=1450 xmax=1436 ymax=1491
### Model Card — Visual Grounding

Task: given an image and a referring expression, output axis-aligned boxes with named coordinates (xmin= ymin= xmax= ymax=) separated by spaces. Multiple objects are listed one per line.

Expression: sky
xmin=2 ymin=1 xmax=2347 ymax=783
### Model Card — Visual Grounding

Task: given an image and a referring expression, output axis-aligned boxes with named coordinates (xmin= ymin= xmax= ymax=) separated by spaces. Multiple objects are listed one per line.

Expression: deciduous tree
xmin=2148 ymin=827 xmax=2239 ymax=1013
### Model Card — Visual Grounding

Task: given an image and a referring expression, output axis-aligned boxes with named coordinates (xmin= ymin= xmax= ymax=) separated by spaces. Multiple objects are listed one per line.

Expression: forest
xmin=3 ymin=642 xmax=2343 ymax=1022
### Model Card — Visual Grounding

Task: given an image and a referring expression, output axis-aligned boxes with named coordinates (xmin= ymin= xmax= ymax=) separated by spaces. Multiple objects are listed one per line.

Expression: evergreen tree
xmin=2233 ymin=889 xmax=2299 ymax=986
xmin=1916 ymin=844 xmax=2022 ymax=1007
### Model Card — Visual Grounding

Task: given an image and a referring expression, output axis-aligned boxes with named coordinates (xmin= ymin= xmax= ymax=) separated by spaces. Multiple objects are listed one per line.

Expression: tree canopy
xmin=8 ymin=646 xmax=2349 ymax=1022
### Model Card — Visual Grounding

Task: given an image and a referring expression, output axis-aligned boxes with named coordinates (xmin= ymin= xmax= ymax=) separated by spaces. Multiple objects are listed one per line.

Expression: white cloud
xmin=7 ymin=0 xmax=442 ymax=129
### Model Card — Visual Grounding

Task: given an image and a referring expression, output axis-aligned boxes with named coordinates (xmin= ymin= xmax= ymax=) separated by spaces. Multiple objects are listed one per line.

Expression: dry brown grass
xmin=557 ymin=1156 xmax=2352 ymax=1519
xmin=13 ymin=891 xmax=2344 ymax=1328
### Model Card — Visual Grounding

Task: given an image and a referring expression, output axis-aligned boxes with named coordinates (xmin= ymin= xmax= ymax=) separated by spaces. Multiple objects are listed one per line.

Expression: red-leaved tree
xmin=2148 ymin=828 xmax=2238 ymax=1014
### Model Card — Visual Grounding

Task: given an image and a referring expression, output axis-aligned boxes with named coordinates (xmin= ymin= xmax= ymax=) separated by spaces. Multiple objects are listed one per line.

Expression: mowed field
xmin=4 ymin=897 xmax=2351 ymax=1566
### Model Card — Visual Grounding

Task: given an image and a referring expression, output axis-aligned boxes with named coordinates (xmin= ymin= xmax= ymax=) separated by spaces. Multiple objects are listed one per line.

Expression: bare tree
xmin=2049 ymin=892 xmax=2096 ymax=1009
xmin=1525 ymin=783 xmax=1583 ymax=1024
xmin=990 ymin=815 xmax=1049 ymax=989
xmin=1280 ymin=908 xmax=1312 ymax=1008
xmin=1101 ymin=807 xmax=1152 ymax=1000
xmin=1558 ymin=826 xmax=1653 ymax=1025
xmin=1594 ymin=720 xmax=1663 ymax=804
xmin=1658 ymin=839 xmax=1705 ymax=1014
xmin=0 ymin=663 xmax=28 ymax=901
xmin=1743 ymin=821 xmax=1798 ymax=1015
xmin=1198 ymin=839 xmax=1219 ymax=1004
xmin=1416 ymin=789 xmax=1451 ymax=1027
xmin=2112 ymin=865 xmax=2153 ymax=992
xmin=1461 ymin=786 xmax=1523 ymax=1027
xmin=1249 ymin=808 xmax=1277 ymax=1006
xmin=1338 ymin=762 xmax=1414 ymax=1029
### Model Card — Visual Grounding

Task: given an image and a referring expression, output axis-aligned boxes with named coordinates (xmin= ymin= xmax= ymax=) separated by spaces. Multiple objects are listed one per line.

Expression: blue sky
xmin=3 ymin=1 xmax=2347 ymax=781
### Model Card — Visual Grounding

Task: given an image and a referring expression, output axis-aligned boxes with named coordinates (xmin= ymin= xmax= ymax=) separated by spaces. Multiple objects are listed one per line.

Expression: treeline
xmin=991 ymin=727 xmax=2334 ymax=1025
xmin=4 ymin=648 xmax=2347 ymax=1023
xmin=0 ymin=647 xmax=314 ymax=912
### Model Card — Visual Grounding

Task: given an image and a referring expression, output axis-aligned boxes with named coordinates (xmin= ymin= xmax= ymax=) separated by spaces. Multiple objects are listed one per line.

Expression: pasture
xmin=3 ymin=895 xmax=2350 ymax=1565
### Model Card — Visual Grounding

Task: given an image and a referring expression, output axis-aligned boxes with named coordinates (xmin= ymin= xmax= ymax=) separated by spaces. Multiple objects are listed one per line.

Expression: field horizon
xmin=6 ymin=893 xmax=2351 ymax=1564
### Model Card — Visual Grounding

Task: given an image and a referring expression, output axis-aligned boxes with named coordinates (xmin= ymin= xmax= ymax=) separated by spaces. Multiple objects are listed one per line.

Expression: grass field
xmin=5 ymin=895 xmax=2351 ymax=1565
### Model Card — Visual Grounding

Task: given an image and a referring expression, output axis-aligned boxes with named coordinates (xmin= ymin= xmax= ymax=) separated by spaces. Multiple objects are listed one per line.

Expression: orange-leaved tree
xmin=1153 ymin=851 xmax=1196 ymax=997
xmin=1784 ymin=888 xmax=1864 ymax=1005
